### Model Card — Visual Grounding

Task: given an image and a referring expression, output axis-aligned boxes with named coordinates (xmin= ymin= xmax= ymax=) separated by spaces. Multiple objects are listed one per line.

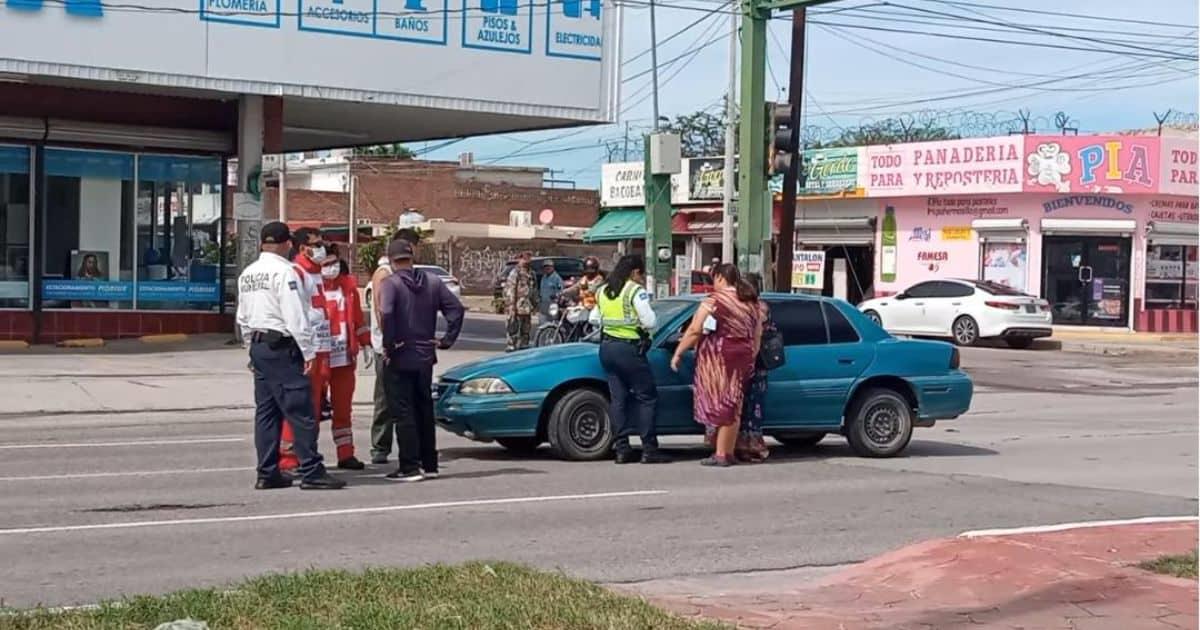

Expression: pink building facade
xmin=794 ymin=134 xmax=1198 ymax=332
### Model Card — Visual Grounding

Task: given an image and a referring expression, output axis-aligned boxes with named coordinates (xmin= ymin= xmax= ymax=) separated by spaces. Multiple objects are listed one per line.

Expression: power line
xmin=912 ymin=0 xmax=1199 ymax=31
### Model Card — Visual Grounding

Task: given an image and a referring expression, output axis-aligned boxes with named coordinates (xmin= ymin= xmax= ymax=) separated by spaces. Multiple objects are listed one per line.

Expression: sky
xmin=417 ymin=0 xmax=1199 ymax=189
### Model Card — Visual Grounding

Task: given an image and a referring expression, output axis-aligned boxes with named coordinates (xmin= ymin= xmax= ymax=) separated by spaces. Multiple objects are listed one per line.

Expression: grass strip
xmin=1138 ymin=550 xmax=1198 ymax=580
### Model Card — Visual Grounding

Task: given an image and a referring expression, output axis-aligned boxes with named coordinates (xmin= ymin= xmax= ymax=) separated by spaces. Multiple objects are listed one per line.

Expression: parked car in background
xmin=435 ymin=294 xmax=972 ymax=461
xmin=415 ymin=264 xmax=462 ymax=298
xmin=858 ymin=279 xmax=1052 ymax=348
xmin=492 ymin=256 xmax=586 ymax=311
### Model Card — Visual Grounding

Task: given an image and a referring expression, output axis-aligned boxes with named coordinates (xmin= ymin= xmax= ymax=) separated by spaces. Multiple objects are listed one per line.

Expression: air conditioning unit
xmin=459 ymin=152 xmax=475 ymax=167
xmin=509 ymin=210 xmax=533 ymax=227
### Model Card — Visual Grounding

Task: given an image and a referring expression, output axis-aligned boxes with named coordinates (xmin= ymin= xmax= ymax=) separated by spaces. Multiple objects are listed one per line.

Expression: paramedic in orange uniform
xmin=318 ymin=249 xmax=371 ymax=469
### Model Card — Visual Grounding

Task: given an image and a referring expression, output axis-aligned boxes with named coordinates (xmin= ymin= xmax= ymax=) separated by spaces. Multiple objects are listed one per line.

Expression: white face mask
xmin=321 ymin=265 xmax=339 ymax=280
xmin=308 ymin=246 xmax=327 ymax=264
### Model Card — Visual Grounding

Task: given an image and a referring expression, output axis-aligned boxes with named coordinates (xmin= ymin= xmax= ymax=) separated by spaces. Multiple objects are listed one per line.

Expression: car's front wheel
xmin=546 ymin=388 xmax=613 ymax=461
xmin=1004 ymin=337 xmax=1034 ymax=349
xmin=952 ymin=315 xmax=980 ymax=346
xmin=863 ymin=310 xmax=883 ymax=327
xmin=845 ymin=387 xmax=914 ymax=458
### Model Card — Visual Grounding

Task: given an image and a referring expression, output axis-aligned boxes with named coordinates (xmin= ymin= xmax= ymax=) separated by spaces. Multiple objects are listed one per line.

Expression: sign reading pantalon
xmin=791 ymin=250 xmax=826 ymax=291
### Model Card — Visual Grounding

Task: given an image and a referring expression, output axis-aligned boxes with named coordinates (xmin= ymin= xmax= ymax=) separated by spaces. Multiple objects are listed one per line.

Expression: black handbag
xmin=757 ymin=321 xmax=785 ymax=371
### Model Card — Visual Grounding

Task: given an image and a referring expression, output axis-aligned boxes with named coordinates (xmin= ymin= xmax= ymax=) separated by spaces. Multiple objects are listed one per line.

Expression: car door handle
xmin=951 ymin=302 xmax=962 ymax=306
xmin=912 ymin=301 xmax=924 ymax=306
xmin=837 ymin=358 xmax=855 ymax=365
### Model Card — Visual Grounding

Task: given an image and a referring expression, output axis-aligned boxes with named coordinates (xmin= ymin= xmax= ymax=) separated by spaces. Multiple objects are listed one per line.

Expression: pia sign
xmin=5 ymin=0 xmax=102 ymax=16
xmin=1024 ymin=135 xmax=1159 ymax=195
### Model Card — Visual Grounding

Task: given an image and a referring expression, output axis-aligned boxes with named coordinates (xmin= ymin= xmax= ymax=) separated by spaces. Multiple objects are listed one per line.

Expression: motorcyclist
xmin=564 ymin=257 xmax=606 ymax=310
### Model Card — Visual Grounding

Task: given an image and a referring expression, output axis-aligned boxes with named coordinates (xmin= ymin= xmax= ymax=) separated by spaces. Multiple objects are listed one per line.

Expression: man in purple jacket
xmin=379 ymin=239 xmax=465 ymax=482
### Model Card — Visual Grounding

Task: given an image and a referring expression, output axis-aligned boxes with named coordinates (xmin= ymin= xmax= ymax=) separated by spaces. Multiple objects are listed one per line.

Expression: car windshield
xmin=964 ymin=279 xmax=1027 ymax=296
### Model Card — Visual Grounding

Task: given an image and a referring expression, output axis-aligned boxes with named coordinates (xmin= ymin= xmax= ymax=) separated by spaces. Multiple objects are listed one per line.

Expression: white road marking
xmin=959 ymin=515 xmax=1199 ymax=538
xmin=0 ymin=490 xmax=669 ymax=536
xmin=0 ymin=437 xmax=243 ymax=450
xmin=0 ymin=467 xmax=251 ymax=482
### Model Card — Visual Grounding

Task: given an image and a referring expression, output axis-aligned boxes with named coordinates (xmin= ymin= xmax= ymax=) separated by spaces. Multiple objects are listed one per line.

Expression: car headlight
xmin=549 ymin=303 xmax=560 ymax=318
xmin=458 ymin=377 xmax=514 ymax=395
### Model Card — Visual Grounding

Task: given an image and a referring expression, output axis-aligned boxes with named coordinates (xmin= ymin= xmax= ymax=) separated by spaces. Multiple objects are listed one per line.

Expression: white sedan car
xmin=859 ymin=279 xmax=1052 ymax=348
xmin=415 ymin=264 xmax=462 ymax=298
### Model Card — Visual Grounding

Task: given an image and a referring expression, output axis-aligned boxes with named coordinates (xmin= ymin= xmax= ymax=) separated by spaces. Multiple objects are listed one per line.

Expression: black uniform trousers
xmin=382 ymin=363 xmax=438 ymax=476
xmin=250 ymin=338 xmax=327 ymax=482
xmin=598 ymin=337 xmax=660 ymax=454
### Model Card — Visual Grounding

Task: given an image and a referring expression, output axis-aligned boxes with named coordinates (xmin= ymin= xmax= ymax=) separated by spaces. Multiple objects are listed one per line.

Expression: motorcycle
xmin=534 ymin=294 xmax=595 ymax=347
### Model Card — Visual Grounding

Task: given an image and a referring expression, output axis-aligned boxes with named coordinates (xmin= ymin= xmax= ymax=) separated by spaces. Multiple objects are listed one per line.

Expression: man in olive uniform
xmin=503 ymin=252 xmax=537 ymax=352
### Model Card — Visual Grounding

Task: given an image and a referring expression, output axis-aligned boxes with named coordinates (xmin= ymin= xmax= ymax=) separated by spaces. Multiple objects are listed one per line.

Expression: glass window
xmin=823 ymin=302 xmax=860 ymax=343
xmin=980 ymin=242 xmax=1027 ymax=293
xmin=136 ymin=155 xmax=223 ymax=311
xmin=770 ymin=300 xmax=827 ymax=346
xmin=0 ymin=146 xmax=31 ymax=308
xmin=904 ymin=282 xmax=937 ymax=298
xmin=1145 ymin=244 xmax=1198 ymax=310
xmin=932 ymin=282 xmax=974 ymax=298
xmin=41 ymin=149 xmax=135 ymax=310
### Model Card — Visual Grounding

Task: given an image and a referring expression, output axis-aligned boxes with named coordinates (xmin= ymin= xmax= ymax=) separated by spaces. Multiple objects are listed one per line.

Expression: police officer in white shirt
xmin=237 ymin=221 xmax=345 ymax=491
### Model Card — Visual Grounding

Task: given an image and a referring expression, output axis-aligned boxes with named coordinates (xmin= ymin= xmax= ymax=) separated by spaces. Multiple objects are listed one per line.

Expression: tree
xmin=352 ymin=143 xmax=415 ymax=158
xmin=814 ymin=118 xmax=959 ymax=149
xmin=660 ymin=108 xmax=736 ymax=158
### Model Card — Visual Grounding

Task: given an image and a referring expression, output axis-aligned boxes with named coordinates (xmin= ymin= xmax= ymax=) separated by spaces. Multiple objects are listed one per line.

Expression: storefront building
xmin=0 ymin=0 xmax=618 ymax=342
xmin=843 ymin=134 xmax=1197 ymax=331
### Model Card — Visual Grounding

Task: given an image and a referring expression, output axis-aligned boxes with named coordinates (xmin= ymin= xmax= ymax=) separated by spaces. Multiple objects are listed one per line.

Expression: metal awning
xmin=1147 ymin=221 xmax=1198 ymax=247
xmin=584 ymin=209 xmax=646 ymax=243
xmin=973 ymin=218 xmax=1028 ymax=243
xmin=1040 ymin=218 xmax=1137 ymax=236
xmin=794 ymin=216 xmax=876 ymax=246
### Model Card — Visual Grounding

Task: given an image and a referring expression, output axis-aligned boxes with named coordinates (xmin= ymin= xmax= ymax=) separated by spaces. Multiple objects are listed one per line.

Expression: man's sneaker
xmin=386 ymin=469 xmax=424 ymax=482
xmin=370 ymin=454 xmax=389 ymax=465
xmin=614 ymin=450 xmax=640 ymax=464
xmin=337 ymin=457 xmax=366 ymax=471
xmin=641 ymin=451 xmax=672 ymax=464
xmin=299 ymin=473 xmax=347 ymax=490
xmin=422 ymin=470 xmax=440 ymax=480
xmin=255 ymin=475 xmax=292 ymax=490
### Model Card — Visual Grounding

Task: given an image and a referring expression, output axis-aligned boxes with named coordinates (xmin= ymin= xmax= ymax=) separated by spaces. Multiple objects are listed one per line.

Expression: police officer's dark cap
xmin=261 ymin=221 xmax=291 ymax=244
xmin=387 ymin=239 xmax=414 ymax=260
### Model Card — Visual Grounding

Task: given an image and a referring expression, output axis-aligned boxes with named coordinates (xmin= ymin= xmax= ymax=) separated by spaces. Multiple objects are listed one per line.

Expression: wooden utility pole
xmin=774 ymin=7 xmax=806 ymax=292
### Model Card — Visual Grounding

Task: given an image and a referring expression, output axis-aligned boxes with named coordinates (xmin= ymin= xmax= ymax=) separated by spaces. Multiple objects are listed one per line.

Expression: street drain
xmin=81 ymin=503 xmax=243 ymax=513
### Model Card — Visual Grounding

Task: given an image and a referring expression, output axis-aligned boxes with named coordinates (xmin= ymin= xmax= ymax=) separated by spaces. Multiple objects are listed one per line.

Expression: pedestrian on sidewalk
xmin=503 ymin=252 xmax=537 ymax=352
xmin=590 ymin=255 xmax=670 ymax=464
xmin=318 ymin=245 xmax=371 ymax=470
xmin=735 ymin=272 xmax=772 ymax=463
xmin=379 ymin=239 xmax=465 ymax=482
xmin=279 ymin=227 xmax=333 ymax=473
xmin=671 ymin=263 xmax=763 ymax=467
xmin=236 ymin=221 xmax=344 ymax=490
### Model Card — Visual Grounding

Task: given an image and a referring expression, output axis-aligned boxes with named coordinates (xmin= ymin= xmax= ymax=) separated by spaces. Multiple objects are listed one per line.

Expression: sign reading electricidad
xmin=546 ymin=0 xmax=602 ymax=60
xmin=463 ymin=0 xmax=533 ymax=53
xmin=201 ymin=0 xmax=281 ymax=27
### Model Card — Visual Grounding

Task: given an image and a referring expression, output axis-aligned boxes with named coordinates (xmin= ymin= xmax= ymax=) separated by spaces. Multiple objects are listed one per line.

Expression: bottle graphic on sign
xmin=881 ymin=205 xmax=898 ymax=283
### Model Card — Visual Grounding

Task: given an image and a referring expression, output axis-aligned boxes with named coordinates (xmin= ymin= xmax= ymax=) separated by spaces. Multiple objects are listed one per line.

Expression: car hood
xmin=440 ymin=343 xmax=599 ymax=382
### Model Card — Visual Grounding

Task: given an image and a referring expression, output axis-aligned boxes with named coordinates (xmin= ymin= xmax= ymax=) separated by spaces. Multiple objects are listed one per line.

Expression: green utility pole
xmin=736 ymin=0 xmax=836 ymax=286
xmin=643 ymin=134 xmax=677 ymax=299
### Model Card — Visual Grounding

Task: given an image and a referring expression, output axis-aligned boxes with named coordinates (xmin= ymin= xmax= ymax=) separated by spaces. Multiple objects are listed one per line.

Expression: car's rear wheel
xmin=952 ymin=315 xmax=980 ymax=346
xmin=496 ymin=437 xmax=542 ymax=455
xmin=546 ymin=388 xmax=613 ymax=461
xmin=771 ymin=432 xmax=827 ymax=448
xmin=1004 ymin=337 xmax=1034 ymax=349
xmin=863 ymin=310 xmax=882 ymax=327
xmin=845 ymin=388 xmax=914 ymax=458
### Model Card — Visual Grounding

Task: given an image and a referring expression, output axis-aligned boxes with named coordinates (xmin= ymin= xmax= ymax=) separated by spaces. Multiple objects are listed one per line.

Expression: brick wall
xmin=433 ymin=237 xmax=617 ymax=294
xmin=264 ymin=160 xmax=598 ymax=227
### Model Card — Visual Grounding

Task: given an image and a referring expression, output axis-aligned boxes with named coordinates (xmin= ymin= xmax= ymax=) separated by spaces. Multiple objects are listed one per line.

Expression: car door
xmin=921 ymin=281 xmax=975 ymax=337
xmin=885 ymin=281 xmax=936 ymax=333
xmin=821 ymin=301 xmax=874 ymax=417
xmin=762 ymin=299 xmax=841 ymax=428
xmin=648 ymin=309 xmax=699 ymax=433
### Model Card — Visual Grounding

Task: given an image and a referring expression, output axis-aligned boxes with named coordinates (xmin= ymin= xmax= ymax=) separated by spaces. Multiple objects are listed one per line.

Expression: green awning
xmin=584 ymin=209 xmax=646 ymax=243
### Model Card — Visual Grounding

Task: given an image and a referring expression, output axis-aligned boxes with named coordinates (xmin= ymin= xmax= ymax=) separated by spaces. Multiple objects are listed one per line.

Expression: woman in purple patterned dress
xmin=670 ymin=264 xmax=763 ymax=467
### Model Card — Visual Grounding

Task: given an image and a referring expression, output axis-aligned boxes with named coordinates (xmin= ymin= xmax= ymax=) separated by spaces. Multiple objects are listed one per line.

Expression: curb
xmin=56 ymin=338 xmax=104 ymax=348
xmin=0 ymin=340 xmax=30 ymax=350
xmin=139 ymin=333 xmax=189 ymax=344
xmin=960 ymin=515 xmax=1199 ymax=538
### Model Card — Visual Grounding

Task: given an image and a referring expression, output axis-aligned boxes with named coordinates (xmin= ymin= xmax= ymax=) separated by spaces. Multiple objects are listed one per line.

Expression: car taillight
xmin=950 ymin=347 xmax=960 ymax=369
xmin=985 ymin=300 xmax=1020 ymax=310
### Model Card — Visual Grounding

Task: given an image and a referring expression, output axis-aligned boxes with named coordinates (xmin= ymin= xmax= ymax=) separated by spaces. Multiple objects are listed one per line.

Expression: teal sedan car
xmin=435 ymin=294 xmax=972 ymax=461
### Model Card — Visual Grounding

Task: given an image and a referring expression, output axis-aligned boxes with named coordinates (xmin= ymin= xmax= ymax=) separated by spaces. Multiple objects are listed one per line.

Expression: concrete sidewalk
xmin=1051 ymin=328 xmax=1197 ymax=357
xmin=631 ymin=520 xmax=1198 ymax=629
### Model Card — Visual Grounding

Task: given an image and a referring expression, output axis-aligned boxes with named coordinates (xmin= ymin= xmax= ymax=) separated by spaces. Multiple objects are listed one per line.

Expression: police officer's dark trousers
xmin=250 ymin=338 xmax=327 ymax=483
xmin=598 ymin=338 xmax=659 ymax=454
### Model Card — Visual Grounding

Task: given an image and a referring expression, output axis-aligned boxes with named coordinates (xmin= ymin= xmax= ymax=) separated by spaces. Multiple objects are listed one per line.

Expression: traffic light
xmin=767 ymin=102 xmax=796 ymax=175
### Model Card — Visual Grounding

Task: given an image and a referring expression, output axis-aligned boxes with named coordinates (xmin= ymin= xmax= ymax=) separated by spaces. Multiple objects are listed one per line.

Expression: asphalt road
xmin=0 ymin=327 xmax=1195 ymax=608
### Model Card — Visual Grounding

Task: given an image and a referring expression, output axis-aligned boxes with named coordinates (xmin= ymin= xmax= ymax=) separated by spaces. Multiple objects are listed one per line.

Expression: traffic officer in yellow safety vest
xmin=236 ymin=221 xmax=346 ymax=491
xmin=589 ymin=254 xmax=671 ymax=465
